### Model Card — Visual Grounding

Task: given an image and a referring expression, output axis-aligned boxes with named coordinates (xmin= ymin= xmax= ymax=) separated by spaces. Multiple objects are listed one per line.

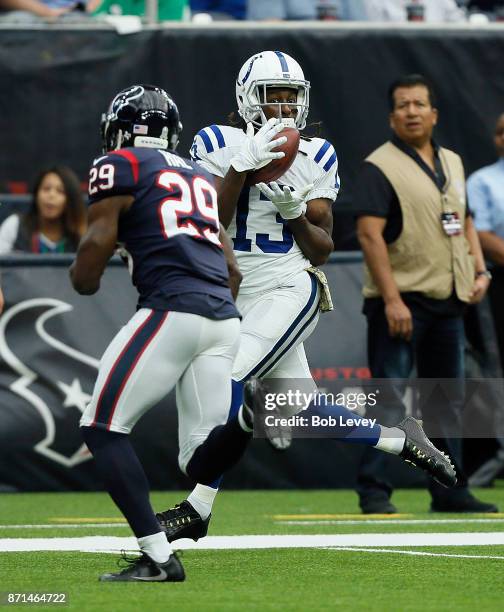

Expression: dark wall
xmin=0 ymin=255 xmax=379 ymax=492
xmin=0 ymin=255 xmax=499 ymax=491
xmin=1 ymin=25 xmax=503 ymax=198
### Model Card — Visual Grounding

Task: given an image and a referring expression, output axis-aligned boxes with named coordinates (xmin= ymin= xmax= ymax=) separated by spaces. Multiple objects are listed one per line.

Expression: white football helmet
xmin=236 ymin=51 xmax=310 ymax=130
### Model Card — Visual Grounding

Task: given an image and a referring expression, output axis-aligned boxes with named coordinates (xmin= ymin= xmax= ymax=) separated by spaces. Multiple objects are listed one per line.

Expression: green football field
xmin=2 ymin=488 xmax=504 ymax=611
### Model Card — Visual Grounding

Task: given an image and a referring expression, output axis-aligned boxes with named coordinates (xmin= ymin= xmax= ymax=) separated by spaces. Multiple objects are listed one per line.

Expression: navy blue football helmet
xmin=101 ymin=84 xmax=183 ymax=153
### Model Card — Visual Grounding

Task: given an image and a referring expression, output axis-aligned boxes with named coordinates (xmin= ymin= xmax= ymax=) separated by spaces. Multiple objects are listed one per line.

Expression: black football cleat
xmin=99 ymin=551 xmax=185 ymax=582
xmin=157 ymin=500 xmax=210 ymax=543
xmin=245 ymin=377 xmax=292 ymax=449
xmin=360 ymin=495 xmax=398 ymax=515
xmin=431 ymin=492 xmax=498 ymax=513
xmin=397 ymin=417 xmax=457 ymax=488
xmin=266 ymin=425 xmax=293 ymax=451
xmin=242 ymin=377 xmax=264 ymax=429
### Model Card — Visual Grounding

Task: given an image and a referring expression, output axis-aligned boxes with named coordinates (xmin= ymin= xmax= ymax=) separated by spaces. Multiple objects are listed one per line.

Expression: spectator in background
xmin=336 ymin=0 xmax=368 ymax=19
xmin=467 ymin=113 xmax=504 ymax=367
xmin=247 ymin=0 xmax=317 ymax=20
xmin=353 ymin=74 xmax=496 ymax=513
xmin=190 ymin=0 xmax=245 ymax=19
xmin=0 ymin=166 xmax=86 ymax=254
xmin=0 ymin=0 xmax=101 ymax=22
xmin=467 ymin=0 xmax=504 ymax=20
xmin=360 ymin=0 xmax=466 ymax=21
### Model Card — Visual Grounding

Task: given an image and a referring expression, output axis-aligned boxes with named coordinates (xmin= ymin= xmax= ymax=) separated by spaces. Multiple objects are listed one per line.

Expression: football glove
xmin=256 ymin=181 xmax=314 ymax=220
xmin=230 ymin=118 xmax=287 ymax=173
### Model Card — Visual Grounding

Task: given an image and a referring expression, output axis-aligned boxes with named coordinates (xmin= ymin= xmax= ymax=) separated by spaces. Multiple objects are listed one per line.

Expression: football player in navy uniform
xmin=71 ymin=85 xmax=256 ymax=582
xmin=156 ymin=51 xmax=458 ymax=542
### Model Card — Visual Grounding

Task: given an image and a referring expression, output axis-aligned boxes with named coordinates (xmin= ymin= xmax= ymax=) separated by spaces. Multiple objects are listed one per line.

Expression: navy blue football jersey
xmin=88 ymin=147 xmax=239 ymax=320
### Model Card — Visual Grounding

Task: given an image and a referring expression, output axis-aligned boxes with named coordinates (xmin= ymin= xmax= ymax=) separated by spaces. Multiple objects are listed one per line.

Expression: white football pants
xmin=233 ymin=270 xmax=320 ymax=389
xmin=80 ymin=309 xmax=240 ymax=473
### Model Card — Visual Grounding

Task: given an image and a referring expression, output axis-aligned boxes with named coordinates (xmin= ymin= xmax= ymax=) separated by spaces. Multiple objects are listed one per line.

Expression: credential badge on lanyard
xmin=441 ymin=211 xmax=462 ymax=236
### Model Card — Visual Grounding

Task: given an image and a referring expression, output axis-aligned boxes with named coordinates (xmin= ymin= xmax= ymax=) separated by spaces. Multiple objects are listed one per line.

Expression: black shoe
xmin=431 ymin=492 xmax=499 ymax=513
xmin=157 ymin=500 xmax=210 ymax=543
xmin=99 ymin=552 xmax=185 ymax=582
xmin=242 ymin=377 xmax=263 ymax=429
xmin=266 ymin=426 xmax=293 ymax=451
xmin=397 ymin=417 xmax=457 ymax=488
xmin=246 ymin=378 xmax=292 ymax=450
xmin=360 ymin=496 xmax=398 ymax=515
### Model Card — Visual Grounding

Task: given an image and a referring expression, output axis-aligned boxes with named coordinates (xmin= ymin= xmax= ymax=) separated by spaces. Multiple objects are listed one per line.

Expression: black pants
xmin=357 ymin=302 xmax=468 ymax=504
xmin=487 ymin=266 xmax=504 ymax=372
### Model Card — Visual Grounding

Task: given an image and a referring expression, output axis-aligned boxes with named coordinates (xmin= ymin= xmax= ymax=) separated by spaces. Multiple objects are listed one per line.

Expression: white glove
xmin=230 ymin=118 xmax=287 ymax=173
xmin=256 ymin=181 xmax=314 ymax=220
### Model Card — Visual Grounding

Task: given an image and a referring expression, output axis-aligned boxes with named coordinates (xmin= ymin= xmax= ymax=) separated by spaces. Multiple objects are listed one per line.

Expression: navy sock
xmin=205 ymin=380 xmax=244 ymax=489
xmin=186 ymin=380 xmax=250 ymax=485
xmin=186 ymin=419 xmax=251 ymax=484
xmin=81 ymin=426 xmax=160 ymax=538
xmin=307 ymin=395 xmax=381 ymax=445
xmin=228 ymin=379 xmax=244 ymax=419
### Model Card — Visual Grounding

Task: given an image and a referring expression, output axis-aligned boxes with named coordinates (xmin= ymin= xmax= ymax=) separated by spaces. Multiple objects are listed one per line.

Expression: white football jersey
xmin=190 ymin=124 xmax=340 ymax=294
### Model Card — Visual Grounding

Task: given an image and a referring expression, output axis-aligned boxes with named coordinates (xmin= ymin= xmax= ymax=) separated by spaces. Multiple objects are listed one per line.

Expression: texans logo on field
xmin=0 ymin=298 xmax=99 ymax=467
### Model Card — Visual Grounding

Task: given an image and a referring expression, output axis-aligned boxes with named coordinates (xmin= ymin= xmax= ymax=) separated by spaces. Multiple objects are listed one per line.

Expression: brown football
xmin=245 ymin=127 xmax=300 ymax=186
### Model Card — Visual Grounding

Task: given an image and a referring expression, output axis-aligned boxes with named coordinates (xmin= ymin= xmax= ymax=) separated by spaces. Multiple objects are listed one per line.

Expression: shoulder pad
xmin=195 ymin=125 xmax=236 ymax=154
xmin=195 ymin=125 xmax=245 ymax=151
xmin=108 ymin=148 xmax=142 ymax=183
xmin=299 ymin=137 xmax=338 ymax=173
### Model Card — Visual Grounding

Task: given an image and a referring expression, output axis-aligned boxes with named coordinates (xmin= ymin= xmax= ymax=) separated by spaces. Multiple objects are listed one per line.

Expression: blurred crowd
xmin=0 ymin=0 xmax=503 ymax=24
xmin=0 ymin=167 xmax=86 ymax=254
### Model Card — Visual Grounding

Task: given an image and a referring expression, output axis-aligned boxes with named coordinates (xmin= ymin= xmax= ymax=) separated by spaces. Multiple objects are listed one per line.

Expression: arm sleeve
xmin=351 ymin=162 xmax=395 ymax=218
xmin=88 ymin=151 xmax=139 ymax=205
xmin=466 ymin=173 xmax=492 ymax=231
xmin=0 ymin=214 xmax=20 ymax=254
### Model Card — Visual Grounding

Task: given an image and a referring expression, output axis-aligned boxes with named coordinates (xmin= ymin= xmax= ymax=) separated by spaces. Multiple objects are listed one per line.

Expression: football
xmin=245 ymin=127 xmax=300 ymax=186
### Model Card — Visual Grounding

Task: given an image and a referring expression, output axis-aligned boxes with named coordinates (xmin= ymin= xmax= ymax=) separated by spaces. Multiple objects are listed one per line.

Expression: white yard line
xmin=330 ymin=547 xmax=504 ymax=560
xmin=3 ymin=518 xmax=504 ymax=530
xmin=0 ymin=524 xmax=126 ymax=529
xmin=3 ymin=533 xmax=504 ymax=553
xmin=279 ymin=518 xmax=504 ymax=526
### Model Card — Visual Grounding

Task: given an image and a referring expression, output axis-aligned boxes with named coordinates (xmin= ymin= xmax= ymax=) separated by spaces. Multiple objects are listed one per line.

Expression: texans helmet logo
xmin=110 ymin=85 xmax=145 ymax=118
xmin=0 ymin=298 xmax=99 ymax=467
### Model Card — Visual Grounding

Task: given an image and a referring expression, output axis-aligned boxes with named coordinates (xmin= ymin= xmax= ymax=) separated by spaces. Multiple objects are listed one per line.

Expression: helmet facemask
xmin=239 ymin=80 xmax=310 ymax=130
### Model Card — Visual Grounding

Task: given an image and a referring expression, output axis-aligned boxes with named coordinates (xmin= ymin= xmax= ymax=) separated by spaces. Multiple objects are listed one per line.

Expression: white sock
xmin=374 ymin=426 xmax=406 ymax=455
xmin=138 ymin=531 xmax=172 ymax=564
xmin=187 ymin=484 xmax=218 ymax=520
xmin=238 ymin=405 xmax=253 ymax=432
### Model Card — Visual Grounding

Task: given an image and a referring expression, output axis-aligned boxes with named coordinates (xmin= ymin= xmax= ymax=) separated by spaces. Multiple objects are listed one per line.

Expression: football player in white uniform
xmin=157 ymin=51 xmax=456 ymax=541
xmin=189 ymin=50 xmax=338 ymax=441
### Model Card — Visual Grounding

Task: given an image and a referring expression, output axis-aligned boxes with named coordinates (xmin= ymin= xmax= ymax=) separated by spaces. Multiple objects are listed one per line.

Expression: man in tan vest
xmin=354 ymin=74 xmax=497 ymax=513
